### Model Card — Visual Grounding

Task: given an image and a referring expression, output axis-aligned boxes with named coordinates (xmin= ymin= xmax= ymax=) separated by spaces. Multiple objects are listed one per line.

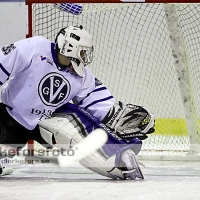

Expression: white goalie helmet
xmin=55 ymin=25 xmax=94 ymax=77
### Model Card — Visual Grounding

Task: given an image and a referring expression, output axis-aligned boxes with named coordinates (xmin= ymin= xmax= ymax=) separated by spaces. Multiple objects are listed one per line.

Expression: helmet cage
xmin=78 ymin=46 xmax=94 ymax=66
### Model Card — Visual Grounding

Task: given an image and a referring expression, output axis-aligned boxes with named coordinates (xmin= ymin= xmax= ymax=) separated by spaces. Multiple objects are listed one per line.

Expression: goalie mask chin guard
xmin=55 ymin=25 xmax=94 ymax=77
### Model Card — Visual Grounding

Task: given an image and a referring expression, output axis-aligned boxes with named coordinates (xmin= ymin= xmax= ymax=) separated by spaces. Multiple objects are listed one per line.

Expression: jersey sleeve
xmin=0 ymin=38 xmax=37 ymax=85
xmin=73 ymin=66 xmax=115 ymax=121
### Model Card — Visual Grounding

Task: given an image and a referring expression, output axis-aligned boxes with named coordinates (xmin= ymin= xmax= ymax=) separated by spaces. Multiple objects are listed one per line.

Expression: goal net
xmin=26 ymin=1 xmax=200 ymax=160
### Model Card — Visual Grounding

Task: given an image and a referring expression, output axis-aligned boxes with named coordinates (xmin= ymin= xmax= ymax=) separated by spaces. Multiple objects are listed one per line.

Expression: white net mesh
xmin=30 ymin=3 xmax=200 ymax=157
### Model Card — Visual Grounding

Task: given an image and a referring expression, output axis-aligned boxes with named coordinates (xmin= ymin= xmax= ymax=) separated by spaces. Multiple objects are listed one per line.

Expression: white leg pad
xmin=79 ymin=153 xmax=125 ymax=179
xmin=39 ymin=113 xmax=125 ymax=179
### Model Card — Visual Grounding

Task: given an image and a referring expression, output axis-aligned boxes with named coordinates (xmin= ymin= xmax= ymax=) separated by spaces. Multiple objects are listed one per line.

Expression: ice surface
xmin=0 ymin=159 xmax=200 ymax=200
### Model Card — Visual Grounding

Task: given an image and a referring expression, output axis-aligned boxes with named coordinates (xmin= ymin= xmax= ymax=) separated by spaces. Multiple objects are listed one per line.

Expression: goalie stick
xmin=18 ymin=128 xmax=108 ymax=168
xmin=58 ymin=128 xmax=108 ymax=167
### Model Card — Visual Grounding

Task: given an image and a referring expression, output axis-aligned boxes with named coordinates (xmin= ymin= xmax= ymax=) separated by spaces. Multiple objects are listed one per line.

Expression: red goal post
xmin=26 ymin=1 xmax=200 ymax=160
xmin=26 ymin=0 xmax=200 ymax=3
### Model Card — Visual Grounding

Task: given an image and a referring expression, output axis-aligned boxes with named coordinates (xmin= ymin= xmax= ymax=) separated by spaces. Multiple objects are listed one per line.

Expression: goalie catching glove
xmin=102 ymin=101 xmax=155 ymax=140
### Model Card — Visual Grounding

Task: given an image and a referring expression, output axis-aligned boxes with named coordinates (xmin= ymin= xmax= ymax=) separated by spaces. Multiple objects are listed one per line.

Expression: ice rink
xmin=0 ymin=2 xmax=200 ymax=200
xmin=1 ymin=159 xmax=200 ymax=200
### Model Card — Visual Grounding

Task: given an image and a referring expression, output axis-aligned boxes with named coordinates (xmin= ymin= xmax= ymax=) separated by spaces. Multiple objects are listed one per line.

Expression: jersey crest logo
xmin=38 ymin=73 xmax=71 ymax=107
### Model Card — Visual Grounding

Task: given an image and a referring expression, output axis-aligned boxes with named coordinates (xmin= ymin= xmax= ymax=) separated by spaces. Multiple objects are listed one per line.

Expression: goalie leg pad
xmin=38 ymin=113 xmax=88 ymax=151
xmin=79 ymin=152 xmax=125 ymax=180
xmin=38 ymin=104 xmax=144 ymax=180
xmin=39 ymin=113 xmax=126 ymax=179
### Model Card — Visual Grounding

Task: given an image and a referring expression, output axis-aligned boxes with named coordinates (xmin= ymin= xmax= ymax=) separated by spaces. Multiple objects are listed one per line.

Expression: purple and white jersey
xmin=0 ymin=36 xmax=115 ymax=130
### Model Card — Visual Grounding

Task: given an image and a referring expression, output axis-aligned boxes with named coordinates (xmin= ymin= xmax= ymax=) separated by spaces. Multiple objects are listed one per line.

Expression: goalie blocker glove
xmin=102 ymin=101 xmax=155 ymax=140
